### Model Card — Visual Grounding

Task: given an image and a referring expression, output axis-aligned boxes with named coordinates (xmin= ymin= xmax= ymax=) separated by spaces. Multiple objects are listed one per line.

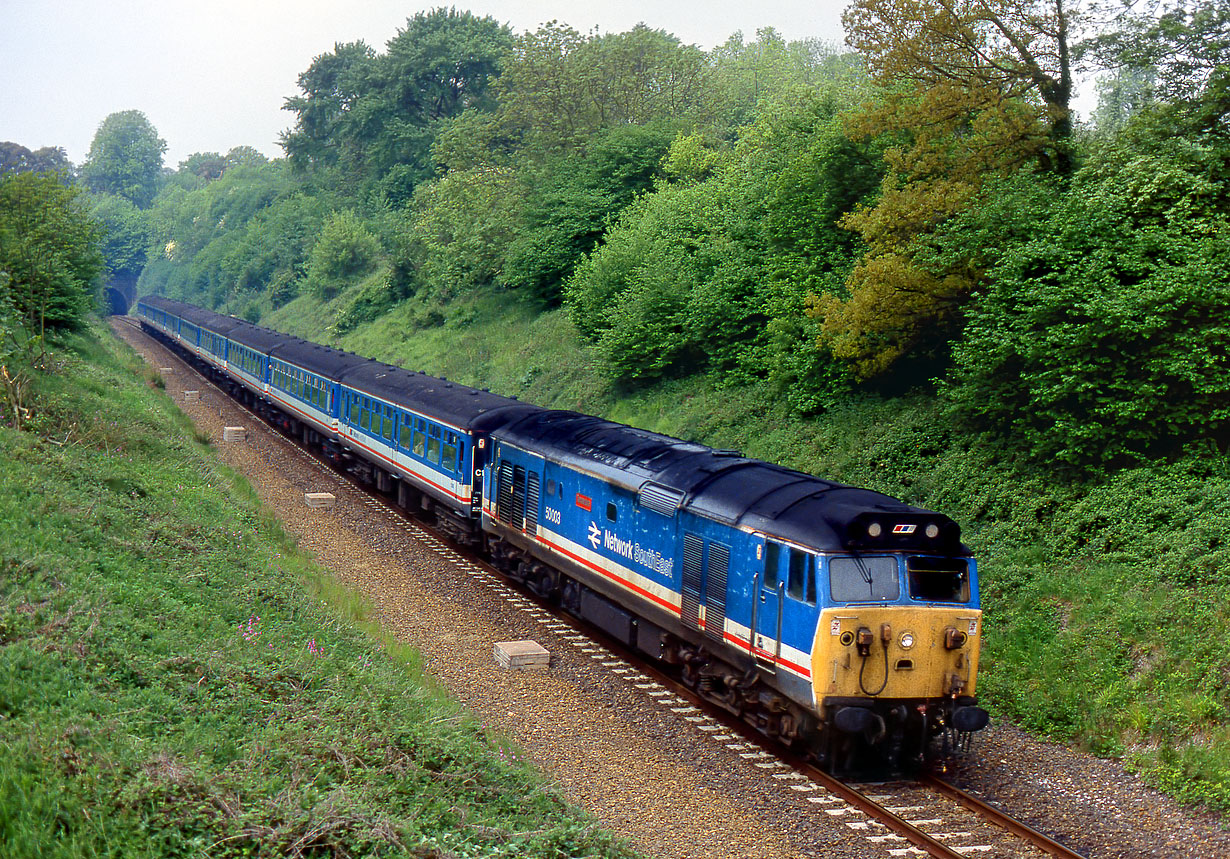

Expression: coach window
xmin=360 ymin=399 xmax=371 ymax=432
xmin=442 ymin=432 xmax=458 ymax=474
xmin=426 ymin=426 xmax=441 ymax=464
xmin=413 ymin=420 xmax=426 ymax=457
xmin=349 ymin=395 xmax=360 ymax=426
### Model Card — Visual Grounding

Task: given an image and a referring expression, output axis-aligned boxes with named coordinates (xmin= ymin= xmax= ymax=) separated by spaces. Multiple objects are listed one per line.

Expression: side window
xmin=545 ymin=478 xmax=556 ymax=497
xmin=381 ymin=407 xmax=393 ymax=441
xmin=426 ymin=425 xmax=441 ymax=464
xmin=349 ymin=396 xmax=360 ymax=426
xmin=413 ymin=420 xmax=426 ymax=457
xmin=606 ymin=501 xmax=617 ymax=522
xmin=764 ymin=542 xmax=780 ymax=589
xmin=360 ymin=399 xmax=371 ymax=431
xmin=442 ymin=432 xmax=458 ymax=474
xmin=787 ymin=551 xmax=815 ymax=603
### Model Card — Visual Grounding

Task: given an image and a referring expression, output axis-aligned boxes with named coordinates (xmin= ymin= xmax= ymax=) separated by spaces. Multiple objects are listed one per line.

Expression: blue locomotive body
xmin=134 ymin=295 xmax=988 ymax=771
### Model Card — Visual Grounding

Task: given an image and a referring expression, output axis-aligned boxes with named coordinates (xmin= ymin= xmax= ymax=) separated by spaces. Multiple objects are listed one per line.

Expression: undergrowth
xmin=0 ymin=322 xmax=639 ymax=858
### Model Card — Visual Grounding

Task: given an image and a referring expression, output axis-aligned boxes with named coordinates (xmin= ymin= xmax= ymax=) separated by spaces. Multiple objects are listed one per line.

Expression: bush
xmin=306 ymin=210 xmax=381 ymax=298
xmin=947 ymin=149 xmax=1230 ymax=471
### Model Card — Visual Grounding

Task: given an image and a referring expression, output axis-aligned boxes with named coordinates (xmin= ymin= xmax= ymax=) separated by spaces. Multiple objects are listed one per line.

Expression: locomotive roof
xmin=495 ymin=410 xmax=966 ymax=554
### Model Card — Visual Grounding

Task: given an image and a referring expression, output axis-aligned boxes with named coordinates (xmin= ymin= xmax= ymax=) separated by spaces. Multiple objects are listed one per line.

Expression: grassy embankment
xmin=0 ymin=323 xmax=639 ymax=859
xmin=269 ymin=286 xmax=1230 ymax=814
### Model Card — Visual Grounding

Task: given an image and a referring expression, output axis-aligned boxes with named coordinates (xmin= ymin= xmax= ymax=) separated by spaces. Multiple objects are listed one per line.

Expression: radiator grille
xmin=705 ymin=542 xmax=730 ymax=644
xmin=525 ymin=471 xmax=540 ymax=533
xmin=682 ymin=533 xmax=703 ymax=630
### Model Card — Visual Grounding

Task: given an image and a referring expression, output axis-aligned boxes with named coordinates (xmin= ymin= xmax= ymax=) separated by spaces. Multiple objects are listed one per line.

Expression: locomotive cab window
xmin=907 ymin=557 xmax=971 ymax=603
xmin=829 ymin=556 xmax=900 ymax=602
xmin=787 ymin=551 xmax=817 ymax=604
xmin=764 ymin=541 xmax=780 ymax=589
xmin=606 ymin=502 xmax=617 ymax=523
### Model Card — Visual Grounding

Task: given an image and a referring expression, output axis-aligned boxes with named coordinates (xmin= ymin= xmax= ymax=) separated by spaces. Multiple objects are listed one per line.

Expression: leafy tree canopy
xmin=814 ymin=0 xmax=1078 ymax=379
xmin=947 ymin=134 xmax=1230 ymax=469
xmin=0 ymin=142 xmax=72 ymax=176
xmin=0 ymin=171 xmax=104 ymax=332
xmin=281 ymin=9 xmax=511 ymax=201
xmin=90 ymin=194 xmax=150 ymax=278
xmin=1080 ymin=0 xmax=1230 ymax=133
xmin=81 ymin=110 xmax=166 ymax=208
xmin=492 ymin=22 xmax=709 ymax=155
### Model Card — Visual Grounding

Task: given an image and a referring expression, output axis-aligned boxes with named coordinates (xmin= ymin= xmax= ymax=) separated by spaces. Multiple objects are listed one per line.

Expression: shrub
xmin=947 ymin=149 xmax=1230 ymax=471
xmin=306 ymin=210 xmax=380 ymax=298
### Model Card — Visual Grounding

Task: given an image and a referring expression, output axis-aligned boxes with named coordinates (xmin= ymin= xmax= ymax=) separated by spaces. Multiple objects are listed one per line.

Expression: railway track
xmin=117 ymin=316 xmax=1089 ymax=859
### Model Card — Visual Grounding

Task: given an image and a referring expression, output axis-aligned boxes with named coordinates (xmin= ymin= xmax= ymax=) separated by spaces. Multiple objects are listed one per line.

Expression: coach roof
xmin=338 ymin=361 xmax=537 ymax=430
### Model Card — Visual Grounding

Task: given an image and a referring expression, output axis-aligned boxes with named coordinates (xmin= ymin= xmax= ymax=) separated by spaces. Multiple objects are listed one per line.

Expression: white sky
xmin=0 ymin=1 xmax=850 ymax=168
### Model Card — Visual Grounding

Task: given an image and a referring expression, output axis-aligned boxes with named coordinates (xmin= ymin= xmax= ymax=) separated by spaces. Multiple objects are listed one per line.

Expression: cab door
xmin=755 ymin=539 xmax=789 ymax=672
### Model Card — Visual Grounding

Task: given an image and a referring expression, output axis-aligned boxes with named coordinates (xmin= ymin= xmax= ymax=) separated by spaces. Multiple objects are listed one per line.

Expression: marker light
xmin=867 ymin=521 xmax=882 ymax=538
xmin=925 ymin=523 xmax=940 ymax=538
xmin=899 ymin=632 xmax=915 ymax=649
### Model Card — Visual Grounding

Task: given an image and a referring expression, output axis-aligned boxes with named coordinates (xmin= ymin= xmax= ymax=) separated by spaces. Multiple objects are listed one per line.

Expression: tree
xmin=90 ymin=195 xmax=150 ymax=280
xmin=812 ymin=0 xmax=1078 ymax=378
xmin=493 ymin=23 xmax=708 ymax=154
xmin=180 ymin=152 xmax=227 ymax=180
xmin=1 ymin=143 xmax=72 ymax=176
xmin=0 ymin=171 xmax=104 ymax=332
xmin=947 ymin=136 xmax=1230 ymax=469
xmin=1081 ymin=0 xmax=1230 ymax=134
xmin=707 ymin=29 xmax=865 ymax=129
xmin=281 ymin=11 xmax=511 ymax=198
xmin=81 ymin=111 xmax=166 ymax=208
xmin=566 ymin=90 xmax=877 ymax=402
xmin=305 ymin=210 xmax=381 ymax=298
xmin=499 ymin=122 xmax=677 ymax=303
xmin=281 ymin=41 xmax=379 ymax=174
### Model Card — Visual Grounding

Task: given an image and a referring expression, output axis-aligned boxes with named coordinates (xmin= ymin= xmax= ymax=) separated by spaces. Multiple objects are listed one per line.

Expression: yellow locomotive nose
xmin=814 ymin=606 xmax=982 ymax=701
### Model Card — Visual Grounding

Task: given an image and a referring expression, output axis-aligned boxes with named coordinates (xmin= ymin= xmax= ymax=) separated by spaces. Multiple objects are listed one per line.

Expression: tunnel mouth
xmin=106 ymin=287 xmax=130 ymax=316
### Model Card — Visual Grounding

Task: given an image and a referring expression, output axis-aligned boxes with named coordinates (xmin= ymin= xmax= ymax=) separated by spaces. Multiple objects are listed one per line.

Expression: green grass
xmin=266 ymin=287 xmax=1230 ymax=816
xmin=0 ymin=323 xmax=639 ymax=859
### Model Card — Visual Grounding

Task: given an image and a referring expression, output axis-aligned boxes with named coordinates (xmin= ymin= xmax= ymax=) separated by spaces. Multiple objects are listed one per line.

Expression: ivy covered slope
xmin=0 ymin=325 xmax=637 ymax=859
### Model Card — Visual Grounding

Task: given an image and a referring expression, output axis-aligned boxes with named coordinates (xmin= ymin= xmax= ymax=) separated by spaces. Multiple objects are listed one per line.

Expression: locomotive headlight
xmin=925 ymin=522 xmax=940 ymax=538
xmin=899 ymin=631 xmax=915 ymax=650
xmin=867 ymin=521 xmax=882 ymax=538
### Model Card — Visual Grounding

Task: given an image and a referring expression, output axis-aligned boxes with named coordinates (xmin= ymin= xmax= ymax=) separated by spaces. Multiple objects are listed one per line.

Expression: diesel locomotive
xmin=136 ymin=295 xmax=989 ymax=772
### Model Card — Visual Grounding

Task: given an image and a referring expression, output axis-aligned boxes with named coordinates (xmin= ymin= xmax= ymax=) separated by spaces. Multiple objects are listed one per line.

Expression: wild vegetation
xmin=0 ymin=323 xmax=639 ymax=859
xmin=2 ymin=0 xmax=1228 ymax=820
